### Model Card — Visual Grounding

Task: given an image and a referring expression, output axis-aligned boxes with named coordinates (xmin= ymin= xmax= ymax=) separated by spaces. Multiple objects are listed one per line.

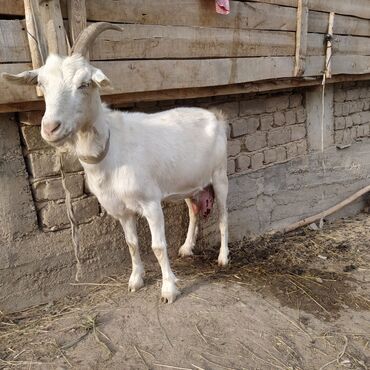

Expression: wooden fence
xmin=0 ymin=0 xmax=370 ymax=112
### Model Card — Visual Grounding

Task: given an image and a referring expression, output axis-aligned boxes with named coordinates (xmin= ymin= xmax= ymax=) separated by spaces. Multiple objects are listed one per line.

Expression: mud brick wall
xmin=4 ymin=83 xmax=370 ymax=312
xmin=334 ymin=81 xmax=370 ymax=146
xmin=225 ymin=93 xmax=307 ymax=175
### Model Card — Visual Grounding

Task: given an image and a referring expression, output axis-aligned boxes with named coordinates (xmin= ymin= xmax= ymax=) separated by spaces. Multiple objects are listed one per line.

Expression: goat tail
xmin=209 ymin=108 xmax=228 ymax=133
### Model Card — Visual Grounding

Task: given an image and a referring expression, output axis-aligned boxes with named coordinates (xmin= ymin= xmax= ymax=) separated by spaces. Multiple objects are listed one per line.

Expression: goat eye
xmin=78 ymin=82 xmax=90 ymax=89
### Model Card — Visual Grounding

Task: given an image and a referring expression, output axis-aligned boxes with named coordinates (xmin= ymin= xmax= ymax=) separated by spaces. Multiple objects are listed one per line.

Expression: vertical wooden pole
xmin=294 ymin=0 xmax=309 ymax=77
xmin=67 ymin=0 xmax=87 ymax=43
xmin=325 ymin=12 xmax=335 ymax=79
xmin=38 ymin=0 xmax=68 ymax=55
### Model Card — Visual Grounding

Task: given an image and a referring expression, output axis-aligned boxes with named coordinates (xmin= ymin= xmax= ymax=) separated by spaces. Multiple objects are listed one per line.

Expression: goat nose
xmin=43 ymin=121 xmax=62 ymax=136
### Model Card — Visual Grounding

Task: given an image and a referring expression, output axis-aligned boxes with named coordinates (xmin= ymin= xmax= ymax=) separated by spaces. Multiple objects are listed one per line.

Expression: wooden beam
xmin=294 ymin=0 xmax=308 ymax=77
xmin=2 ymin=73 xmax=370 ymax=114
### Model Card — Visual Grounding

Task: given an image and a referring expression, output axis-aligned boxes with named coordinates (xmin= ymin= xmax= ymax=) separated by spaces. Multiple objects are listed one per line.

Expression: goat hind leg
xmin=120 ymin=213 xmax=145 ymax=292
xmin=178 ymin=198 xmax=199 ymax=257
xmin=212 ymin=168 xmax=229 ymax=266
xmin=143 ymin=202 xmax=180 ymax=303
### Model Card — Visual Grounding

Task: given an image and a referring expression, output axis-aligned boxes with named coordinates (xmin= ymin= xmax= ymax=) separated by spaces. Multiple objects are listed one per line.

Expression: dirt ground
xmin=1 ymin=213 xmax=370 ymax=370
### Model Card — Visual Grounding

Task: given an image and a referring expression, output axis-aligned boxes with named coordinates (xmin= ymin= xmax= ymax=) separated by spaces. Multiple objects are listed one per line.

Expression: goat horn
xmin=71 ymin=22 xmax=123 ymax=57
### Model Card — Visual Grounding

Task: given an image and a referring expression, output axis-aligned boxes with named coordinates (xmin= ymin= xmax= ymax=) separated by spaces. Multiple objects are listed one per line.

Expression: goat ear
xmin=2 ymin=70 xmax=39 ymax=85
xmin=91 ymin=68 xmax=111 ymax=89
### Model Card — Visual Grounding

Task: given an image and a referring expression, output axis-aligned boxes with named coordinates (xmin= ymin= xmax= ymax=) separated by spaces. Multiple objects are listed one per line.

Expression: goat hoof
xmin=161 ymin=286 xmax=180 ymax=304
xmin=217 ymin=254 xmax=229 ymax=267
xmin=178 ymin=244 xmax=194 ymax=258
xmin=128 ymin=274 xmax=144 ymax=292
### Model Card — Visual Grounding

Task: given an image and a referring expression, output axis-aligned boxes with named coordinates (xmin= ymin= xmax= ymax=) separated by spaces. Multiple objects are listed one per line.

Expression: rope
xmin=58 ymin=152 xmax=83 ymax=281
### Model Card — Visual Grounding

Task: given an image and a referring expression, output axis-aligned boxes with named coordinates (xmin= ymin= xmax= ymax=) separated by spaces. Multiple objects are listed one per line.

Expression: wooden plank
xmin=85 ymin=0 xmax=297 ymax=31
xmin=90 ymin=25 xmax=298 ymax=60
xmin=248 ymin=0 xmax=370 ymax=20
xmin=294 ymin=0 xmax=308 ymax=77
xmin=309 ymin=11 xmax=370 ymax=37
xmin=67 ymin=0 xmax=86 ymax=43
xmin=0 ymin=0 xmax=25 ymax=15
xmin=0 ymin=20 xmax=30 ymax=63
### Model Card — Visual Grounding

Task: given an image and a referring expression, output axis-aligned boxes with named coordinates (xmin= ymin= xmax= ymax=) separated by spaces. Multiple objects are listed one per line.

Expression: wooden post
xmin=294 ymin=0 xmax=308 ymax=77
xmin=67 ymin=0 xmax=87 ymax=44
xmin=38 ymin=0 xmax=68 ymax=55
xmin=325 ymin=12 xmax=335 ymax=79
xmin=24 ymin=0 xmax=48 ymax=96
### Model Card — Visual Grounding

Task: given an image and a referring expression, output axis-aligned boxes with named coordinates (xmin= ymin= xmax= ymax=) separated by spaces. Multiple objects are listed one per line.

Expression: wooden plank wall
xmin=0 ymin=0 xmax=370 ymax=110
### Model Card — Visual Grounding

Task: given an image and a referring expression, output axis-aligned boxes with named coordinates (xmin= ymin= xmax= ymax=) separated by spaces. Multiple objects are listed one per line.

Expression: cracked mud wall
xmin=1 ymin=82 xmax=370 ymax=312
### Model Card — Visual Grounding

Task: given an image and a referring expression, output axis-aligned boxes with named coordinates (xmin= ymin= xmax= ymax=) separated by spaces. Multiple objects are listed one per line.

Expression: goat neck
xmin=75 ymin=105 xmax=110 ymax=165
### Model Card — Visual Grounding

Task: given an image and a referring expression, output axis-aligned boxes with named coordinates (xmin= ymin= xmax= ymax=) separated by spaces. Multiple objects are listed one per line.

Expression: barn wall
xmin=1 ymin=81 xmax=370 ymax=312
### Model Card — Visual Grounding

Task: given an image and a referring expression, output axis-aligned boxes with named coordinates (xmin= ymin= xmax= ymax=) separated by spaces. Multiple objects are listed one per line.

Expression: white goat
xmin=3 ymin=23 xmax=229 ymax=303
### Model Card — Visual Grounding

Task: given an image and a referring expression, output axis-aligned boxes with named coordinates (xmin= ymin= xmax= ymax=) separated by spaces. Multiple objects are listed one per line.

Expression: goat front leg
xmin=143 ymin=201 xmax=180 ymax=303
xmin=120 ymin=213 xmax=145 ymax=292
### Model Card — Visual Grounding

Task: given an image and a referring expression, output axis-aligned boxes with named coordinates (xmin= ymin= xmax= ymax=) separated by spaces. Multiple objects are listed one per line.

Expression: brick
xmin=352 ymin=113 xmax=361 ymax=126
xmin=227 ymin=159 xmax=235 ymax=175
xmin=285 ymin=110 xmax=296 ymax=125
xmin=268 ymin=127 xmax=290 ymax=146
xmin=286 ymin=142 xmax=298 ymax=159
xmin=335 ymin=117 xmax=346 ymax=130
xmin=27 ymin=150 xmax=59 ymax=178
xmin=351 ymin=127 xmax=357 ymax=140
xmin=295 ymin=107 xmax=306 ymax=123
xmin=346 ymin=89 xmax=360 ymax=101
xmin=32 ymin=173 xmax=84 ymax=201
xmin=21 ymin=125 xmax=49 ymax=151
xmin=360 ymin=111 xmax=370 ymax=124
xmin=342 ymin=129 xmax=352 ymax=145
xmin=239 ymin=98 xmax=265 ymax=116
xmin=334 ymin=90 xmax=346 ymax=102
xmin=296 ymin=140 xmax=307 ymax=155
xmin=260 ymin=114 xmax=273 ymax=131
xmin=276 ymin=146 xmax=287 ymax=162
xmin=364 ymin=124 xmax=370 ymax=136
xmin=335 ymin=130 xmax=344 ymax=144
xmin=273 ymin=111 xmax=285 ymax=127
xmin=264 ymin=148 xmax=277 ymax=164
xmin=342 ymin=102 xmax=349 ymax=116
xmin=291 ymin=124 xmax=306 ymax=141
xmin=349 ymin=101 xmax=361 ymax=114
xmin=40 ymin=196 xmax=100 ymax=229
xmin=289 ymin=94 xmax=302 ymax=108
xmin=227 ymin=139 xmax=241 ymax=157
xmin=231 ymin=118 xmax=249 ymax=137
xmin=334 ymin=103 xmax=343 ymax=117
xmin=18 ymin=110 xmax=43 ymax=126
xmin=236 ymin=153 xmax=251 ymax=172
xmin=345 ymin=116 xmax=353 ymax=128
xmin=266 ymin=95 xmax=289 ymax=113
xmin=244 ymin=132 xmax=267 ymax=152
xmin=250 ymin=152 xmax=264 ymax=170
xmin=357 ymin=125 xmax=366 ymax=137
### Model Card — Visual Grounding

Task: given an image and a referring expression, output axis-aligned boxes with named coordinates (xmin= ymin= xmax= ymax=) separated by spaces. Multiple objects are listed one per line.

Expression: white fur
xmin=4 ymin=54 xmax=229 ymax=303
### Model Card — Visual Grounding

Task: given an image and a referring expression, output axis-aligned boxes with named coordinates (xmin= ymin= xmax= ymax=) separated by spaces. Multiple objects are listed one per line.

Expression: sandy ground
xmin=1 ymin=214 xmax=370 ymax=370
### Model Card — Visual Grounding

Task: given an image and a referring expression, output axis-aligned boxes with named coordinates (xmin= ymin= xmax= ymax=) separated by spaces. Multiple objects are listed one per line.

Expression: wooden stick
xmin=294 ymin=0 xmax=308 ymax=77
xmin=280 ymin=183 xmax=370 ymax=233
xmin=325 ymin=12 xmax=335 ymax=78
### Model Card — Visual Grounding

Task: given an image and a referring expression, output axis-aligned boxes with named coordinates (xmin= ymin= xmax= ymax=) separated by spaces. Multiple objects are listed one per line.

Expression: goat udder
xmin=191 ymin=185 xmax=215 ymax=218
